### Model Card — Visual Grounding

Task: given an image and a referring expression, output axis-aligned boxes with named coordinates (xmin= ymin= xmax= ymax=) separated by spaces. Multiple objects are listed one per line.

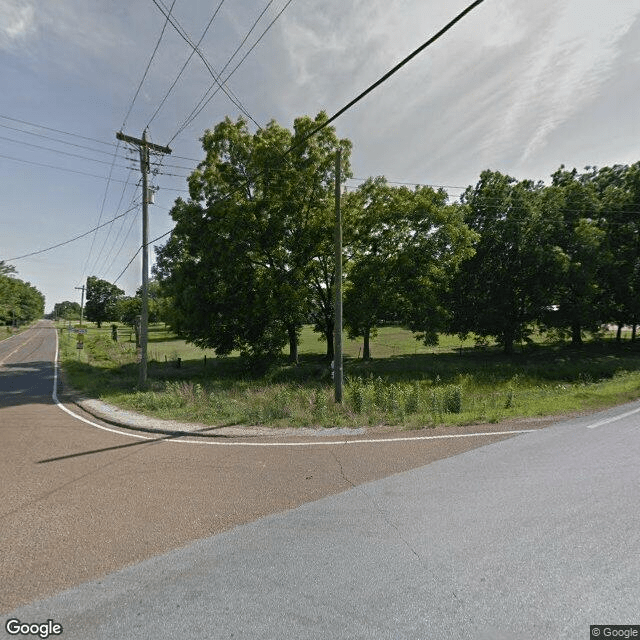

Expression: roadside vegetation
xmin=58 ymin=321 xmax=640 ymax=430
xmin=51 ymin=114 xmax=640 ymax=431
xmin=1 ymin=260 xmax=45 ymax=334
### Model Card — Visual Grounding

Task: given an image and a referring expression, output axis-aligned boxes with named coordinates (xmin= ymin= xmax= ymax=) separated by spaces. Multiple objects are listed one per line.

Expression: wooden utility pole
xmin=334 ymin=147 xmax=343 ymax=403
xmin=116 ymin=130 xmax=171 ymax=387
xmin=74 ymin=284 xmax=85 ymax=326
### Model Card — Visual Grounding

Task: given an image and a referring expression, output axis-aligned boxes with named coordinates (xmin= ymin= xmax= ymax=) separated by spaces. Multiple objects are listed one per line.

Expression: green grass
xmin=56 ymin=321 xmax=640 ymax=430
xmin=2 ymin=320 xmax=39 ymax=340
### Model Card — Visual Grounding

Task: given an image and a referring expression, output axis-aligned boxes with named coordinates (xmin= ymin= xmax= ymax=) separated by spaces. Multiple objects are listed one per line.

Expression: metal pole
xmin=139 ymin=130 xmax=150 ymax=388
xmin=334 ymin=147 xmax=343 ymax=403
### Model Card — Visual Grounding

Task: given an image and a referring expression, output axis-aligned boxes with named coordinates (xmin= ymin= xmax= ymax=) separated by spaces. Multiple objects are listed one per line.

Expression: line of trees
xmin=135 ymin=113 xmax=640 ymax=359
xmin=85 ymin=276 xmax=169 ymax=329
xmin=51 ymin=277 xmax=169 ymax=334
xmin=52 ymin=300 xmax=82 ymax=321
xmin=450 ymin=164 xmax=640 ymax=352
xmin=0 ymin=261 xmax=45 ymax=326
xmin=152 ymin=113 xmax=475 ymax=360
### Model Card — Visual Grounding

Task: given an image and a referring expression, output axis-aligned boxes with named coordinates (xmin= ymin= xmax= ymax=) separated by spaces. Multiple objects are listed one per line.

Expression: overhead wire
xmin=104 ymin=207 xmax=142 ymax=281
xmin=122 ymin=0 xmax=178 ymax=130
xmin=89 ymin=171 xmax=138 ymax=276
xmin=146 ymin=0 xmax=226 ymax=129
xmin=79 ymin=2 xmax=183 ymax=289
xmin=113 ymin=246 xmax=142 ymax=285
xmin=0 ymin=122 xmax=131 ymax=159
xmin=6 ymin=205 xmax=139 ymax=262
xmin=169 ymin=0 xmax=290 ymax=143
xmin=78 ymin=139 xmax=125 ymax=286
xmin=0 ymin=114 xmax=117 ymax=148
xmin=160 ymin=0 xmax=488 ymax=240
xmin=0 ymin=152 xmax=133 ymax=183
xmin=0 ymin=133 xmax=134 ymax=170
xmin=149 ymin=0 xmax=261 ymax=130
xmin=284 ymin=0 xmax=487 ymax=155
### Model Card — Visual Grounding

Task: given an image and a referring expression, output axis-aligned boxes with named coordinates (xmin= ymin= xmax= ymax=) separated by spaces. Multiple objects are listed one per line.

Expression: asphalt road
xmin=2 ymin=322 xmax=638 ymax=638
xmin=0 ymin=321 xmax=541 ymax=622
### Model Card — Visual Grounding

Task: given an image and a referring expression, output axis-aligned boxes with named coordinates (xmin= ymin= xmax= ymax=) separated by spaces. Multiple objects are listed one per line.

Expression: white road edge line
xmin=586 ymin=405 xmax=640 ymax=429
xmin=53 ymin=325 xmax=153 ymax=441
xmin=51 ymin=325 xmax=537 ymax=447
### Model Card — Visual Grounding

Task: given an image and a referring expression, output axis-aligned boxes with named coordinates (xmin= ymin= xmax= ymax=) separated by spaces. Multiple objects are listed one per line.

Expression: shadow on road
xmin=36 ymin=424 xmax=229 ymax=464
xmin=0 ymin=361 xmax=56 ymax=408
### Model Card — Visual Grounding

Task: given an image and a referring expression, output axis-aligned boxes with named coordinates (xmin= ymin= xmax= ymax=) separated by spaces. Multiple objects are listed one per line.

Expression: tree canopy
xmin=85 ymin=276 xmax=124 ymax=328
xmin=0 ymin=262 xmax=44 ymax=326
xmin=343 ymin=178 xmax=476 ymax=359
xmin=155 ymin=112 xmax=351 ymax=360
xmin=53 ymin=301 xmax=82 ymax=321
xmin=152 ymin=110 xmax=640 ymax=358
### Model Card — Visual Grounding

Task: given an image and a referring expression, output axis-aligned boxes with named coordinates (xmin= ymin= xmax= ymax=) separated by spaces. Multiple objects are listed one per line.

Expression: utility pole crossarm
xmin=116 ymin=131 xmax=172 ymax=155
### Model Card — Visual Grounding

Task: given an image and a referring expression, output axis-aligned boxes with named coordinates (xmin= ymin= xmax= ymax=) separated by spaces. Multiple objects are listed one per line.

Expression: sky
xmin=1 ymin=0 xmax=640 ymax=312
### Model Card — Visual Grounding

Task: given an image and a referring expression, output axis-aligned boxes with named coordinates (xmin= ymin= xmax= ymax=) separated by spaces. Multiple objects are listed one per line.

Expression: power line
xmin=346 ymin=176 xmax=466 ymax=190
xmin=146 ymin=0 xmax=226 ymax=128
xmin=150 ymin=0 xmax=261 ymax=130
xmin=122 ymin=0 xmax=178 ymax=130
xmin=108 ymin=215 xmax=173 ymax=287
xmin=170 ymin=0 xmax=289 ymax=143
xmin=89 ymin=171 xmax=138 ymax=276
xmin=113 ymin=246 xmax=141 ymax=285
xmin=0 ymin=114 xmax=116 ymax=148
xmin=104 ymin=208 xmax=141 ymax=280
xmin=0 ymin=122 xmax=131 ymax=159
xmin=286 ymin=0 xmax=487 ymax=155
xmin=0 ymin=152 xmax=132 ymax=183
xmin=79 ymin=140 xmax=126 ymax=285
xmin=6 ymin=205 xmax=139 ymax=262
xmin=0 ymin=133 xmax=134 ymax=170
xmin=164 ymin=0 xmax=487 ymax=222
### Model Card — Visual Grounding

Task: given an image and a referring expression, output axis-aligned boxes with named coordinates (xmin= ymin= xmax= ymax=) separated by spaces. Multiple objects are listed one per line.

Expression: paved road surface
xmin=6 ymin=402 xmax=638 ymax=640
xmin=1 ymin=321 xmax=541 ymax=623
xmin=3 ymin=322 xmax=638 ymax=637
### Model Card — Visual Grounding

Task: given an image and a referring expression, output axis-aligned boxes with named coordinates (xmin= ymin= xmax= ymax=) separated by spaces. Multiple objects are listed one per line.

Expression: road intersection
xmin=1 ymin=322 xmax=638 ymax=638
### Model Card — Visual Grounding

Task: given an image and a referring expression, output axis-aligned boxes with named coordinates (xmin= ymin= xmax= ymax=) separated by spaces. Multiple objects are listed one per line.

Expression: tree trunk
xmin=503 ymin=328 xmax=514 ymax=355
xmin=287 ymin=325 xmax=298 ymax=364
xmin=633 ymin=324 xmax=637 ymax=342
xmin=325 ymin=318 xmax=334 ymax=361
xmin=363 ymin=325 xmax=371 ymax=361
xmin=571 ymin=321 xmax=582 ymax=346
xmin=617 ymin=323 xmax=623 ymax=342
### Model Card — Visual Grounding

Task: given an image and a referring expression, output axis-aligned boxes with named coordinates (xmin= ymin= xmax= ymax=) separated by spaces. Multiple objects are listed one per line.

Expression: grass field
xmin=57 ymin=320 xmax=640 ymax=430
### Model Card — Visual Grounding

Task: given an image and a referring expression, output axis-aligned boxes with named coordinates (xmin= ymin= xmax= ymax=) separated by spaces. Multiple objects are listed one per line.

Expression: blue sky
xmin=1 ymin=0 xmax=640 ymax=312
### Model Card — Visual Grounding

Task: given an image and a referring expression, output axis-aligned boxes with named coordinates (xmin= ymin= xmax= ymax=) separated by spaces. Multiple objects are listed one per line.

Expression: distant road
xmin=1 ymin=320 xmax=530 ymax=617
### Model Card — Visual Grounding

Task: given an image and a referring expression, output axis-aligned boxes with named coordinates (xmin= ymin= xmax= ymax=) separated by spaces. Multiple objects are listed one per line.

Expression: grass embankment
xmin=2 ymin=320 xmax=39 ymax=340
xmin=57 ymin=321 xmax=640 ymax=429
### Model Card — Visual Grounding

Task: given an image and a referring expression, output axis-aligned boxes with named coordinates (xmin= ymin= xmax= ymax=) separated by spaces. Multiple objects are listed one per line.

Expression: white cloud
xmin=0 ymin=0 xmax=36 ymax=50
xmin=489 ymin=0 xmax=639 ymax=165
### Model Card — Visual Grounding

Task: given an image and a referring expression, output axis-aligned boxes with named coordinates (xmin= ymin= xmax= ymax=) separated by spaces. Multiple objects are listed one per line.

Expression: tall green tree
xmin=0 ymin=263 xmax=44 ymax=325
xmin=597 ymin=162 xmax=640 ymax=339
xmin=343 ymin=178 xmax=476 ymax=359
xmin=544 ymin=166 xmax=604 ymax=345
xmin=85 ymin=276 xmax=124 ymax=328
xmin=53 ymin=301 xmax=82 ymax=321
xmin=449 ymin=170 xmax=565 ymax=354
xmin=154 ymin=112 xmax=351 ymax=361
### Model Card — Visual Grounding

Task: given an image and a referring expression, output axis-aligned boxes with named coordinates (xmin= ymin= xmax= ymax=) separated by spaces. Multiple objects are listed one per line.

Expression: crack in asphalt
xmin=328 ymin=447 xmax=422 ymax=560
